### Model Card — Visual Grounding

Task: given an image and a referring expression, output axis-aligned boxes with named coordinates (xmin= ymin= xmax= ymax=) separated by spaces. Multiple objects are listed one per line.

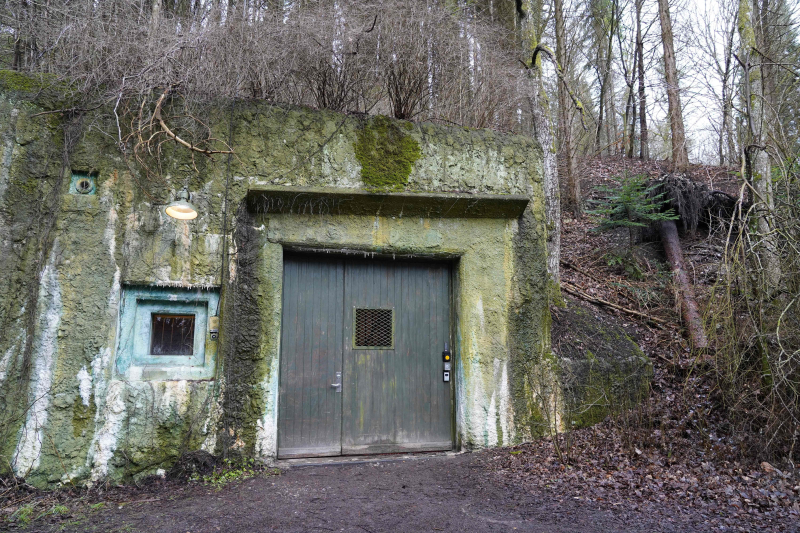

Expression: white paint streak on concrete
xmin=82 ymin=195 xmax=126 ymax=482
xmin=88 ymin=378 xmax=126 ymax=482
xmin=77 ymin=366 xmax=92 ymax=407
xmin=13 ymin=256 xmax=62 ymax=476
xmin=256 ymin=357 xmax=281 ymax=459
xmin=0 ymin=333 xmax=22 ymax=385
xmin=201 ymin=379 xmax=224 ymax=453
xmin=486 ymin=392 xmax=498 ymax=446
xmin=104 ymin=199 xmax=122 ymax=311
xmin=464 ymin=330 xmax=490 ymax=447
xmin=159 ymin=380 xmax=190 ymax=416
xmin=104 ymin=205 xmax=118 ymax=257
xmin=178 ymin=222 xmax=193 ymax=285
xmin=476 ymin=296 xmax=485 ymax=334
xmin=499 ymin=359 xmax=513 ymax=443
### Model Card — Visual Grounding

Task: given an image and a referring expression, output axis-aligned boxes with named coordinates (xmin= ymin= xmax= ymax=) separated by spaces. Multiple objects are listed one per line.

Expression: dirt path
xmin=24 ymin=452 xmax=734 ymax=533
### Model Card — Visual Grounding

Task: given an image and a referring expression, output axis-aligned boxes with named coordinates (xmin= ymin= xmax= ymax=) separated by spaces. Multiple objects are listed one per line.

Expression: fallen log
xmin=659 ymin=219 xmax=708 ymax=350
xmin=561 ymin=282 xmax=667 ymax=328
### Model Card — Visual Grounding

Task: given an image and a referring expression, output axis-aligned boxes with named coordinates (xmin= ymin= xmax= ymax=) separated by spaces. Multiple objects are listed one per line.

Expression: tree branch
xmin=153 ymin=87 xmax=233 ymax=156
xmin=561 ymin=282 xmax=667 ymax=328
xmin=525 ymin=44 xmax=588 ymax=130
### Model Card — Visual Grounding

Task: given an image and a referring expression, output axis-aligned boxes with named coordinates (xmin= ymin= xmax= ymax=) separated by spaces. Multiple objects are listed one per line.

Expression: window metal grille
xmin=150 ymin=314 xmax=195 ymax=355
xmin=354 ymin=308 xmax=393 ymax=349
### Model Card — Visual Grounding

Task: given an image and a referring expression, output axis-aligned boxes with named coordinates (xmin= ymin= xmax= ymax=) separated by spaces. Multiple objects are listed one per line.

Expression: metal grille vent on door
xmin=354 ymin=308 xmax=393 ymax=348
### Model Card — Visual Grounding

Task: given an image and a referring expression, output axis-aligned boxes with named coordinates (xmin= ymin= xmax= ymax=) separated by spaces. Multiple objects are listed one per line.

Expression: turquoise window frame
xmin=134 ymin=300 xmax=206 ymax=366
xmin=116 ymin=286 xmax=219 ymax=381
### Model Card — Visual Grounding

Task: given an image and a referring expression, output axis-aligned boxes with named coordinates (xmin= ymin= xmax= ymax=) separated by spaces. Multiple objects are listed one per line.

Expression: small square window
xmin=116 ymin=286 xmax=219 ymax=381
xmin=150 ymin=314 xmax=195 ymax=355
xmin=354 ymin=308 xmax=394 ymax=349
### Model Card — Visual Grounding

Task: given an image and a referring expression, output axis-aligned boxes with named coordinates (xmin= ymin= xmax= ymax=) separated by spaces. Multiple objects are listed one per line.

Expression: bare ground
xmin=9 ymin=451 xmax=786 ymax=533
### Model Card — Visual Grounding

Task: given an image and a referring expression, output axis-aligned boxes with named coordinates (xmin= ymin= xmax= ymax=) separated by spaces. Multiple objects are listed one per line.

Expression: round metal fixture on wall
xmin=75 ymin=177 xmax=94 ymax=194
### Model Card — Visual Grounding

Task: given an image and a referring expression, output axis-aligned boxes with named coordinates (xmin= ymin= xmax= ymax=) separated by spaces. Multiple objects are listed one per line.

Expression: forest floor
xmin=2 ymin=157 xmax=799 ymax=532
xmin=6 ymin=451 xmax=784 ymax=533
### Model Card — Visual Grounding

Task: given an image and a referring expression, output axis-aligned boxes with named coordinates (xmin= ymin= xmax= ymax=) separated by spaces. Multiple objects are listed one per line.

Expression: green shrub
xmin=588 ymin=173 xmax=678 ymax=244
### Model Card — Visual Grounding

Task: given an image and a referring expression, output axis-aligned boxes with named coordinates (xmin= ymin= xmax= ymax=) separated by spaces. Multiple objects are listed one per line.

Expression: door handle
xmin=331 ymin=371 xmax=342 ymax=392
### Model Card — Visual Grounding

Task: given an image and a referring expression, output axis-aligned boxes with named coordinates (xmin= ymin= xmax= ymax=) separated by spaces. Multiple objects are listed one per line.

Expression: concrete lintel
xmin=246 ymin=186 xmax=529 ymax=219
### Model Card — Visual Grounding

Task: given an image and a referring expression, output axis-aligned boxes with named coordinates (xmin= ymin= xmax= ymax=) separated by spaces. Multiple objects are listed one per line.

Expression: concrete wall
xmin=0 ymin=71 xmax=550 ymax=486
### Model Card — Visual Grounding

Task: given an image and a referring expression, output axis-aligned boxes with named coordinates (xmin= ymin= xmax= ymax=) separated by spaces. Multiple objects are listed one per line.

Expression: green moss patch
xmin=0 ymin=70 xmax=73 ymax=109
xmin=72 ymin=395 xmax=96 ymax=439
xmin=354 ymin=115 xmax=421 ymax=192
xmin=551 ymin=296 xmax=652 ymax=428
xmin=0 ymin=70 xmax=50 ymax=92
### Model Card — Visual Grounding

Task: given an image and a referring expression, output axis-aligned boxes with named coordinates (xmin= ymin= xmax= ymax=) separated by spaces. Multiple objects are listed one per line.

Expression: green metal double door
xmin=278 ymin=255 xmax=453 ymax=458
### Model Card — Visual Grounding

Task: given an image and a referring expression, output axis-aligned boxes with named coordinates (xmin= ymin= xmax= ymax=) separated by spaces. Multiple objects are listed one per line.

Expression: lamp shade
xmin=165 ymin=188 xmax=198 ymax=220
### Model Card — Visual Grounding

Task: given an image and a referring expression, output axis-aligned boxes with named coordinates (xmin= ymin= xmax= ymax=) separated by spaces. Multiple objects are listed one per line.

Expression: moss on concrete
xmin=0 ymin=70 xmax=72 ymax=110
xmin=354 ymin=115 xmax=421 ymax=192
xmin=219 ymin=209 xmax=273 ymax=457
xmin=72 ymin=395 xmax=96 ymax=439
xmin=551 ymin=298 xmax=652 ymax=429
xmin=0 ymin=70 xmax=54 ymax=93
xmin=0 ymin=89 xmax=549 ymax=486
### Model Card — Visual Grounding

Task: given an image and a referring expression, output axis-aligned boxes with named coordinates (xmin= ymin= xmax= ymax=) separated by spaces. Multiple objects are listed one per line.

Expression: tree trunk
xmin=719 ymin=15 xmax=737 ymax=166
xmin=628 ymin=87 xmax=637 ymax=158
xmin=657 ymin=0 xmax=689 ymax=172
xmin=591 ymin=0 xmax=612 ymax=155
xmin=605 ymin=0 xmax=619 ymax=155
xmin=660 ymin=220 xmax=708 ymax=350
xmin=522 ymin=0 xmax=560 ymax=286
xmin=635 ymin=0 xmax=649 ymax=160
xmin=739 ymin=0 xmax=780 ymax=290
xmin=618 ymin=22 xmax=637 ymax=159
xmin=719 ymin=74 xmax=731 ymax=166
xmin=594 ymin=43 xmax=606 ymax=155
xmin=554 ymin=0 xmax=580 ymax=217
xmin=606 ymin=75 xmax=619 ymax=154
xmin=150 ymin=0 xmax=161 ymax=35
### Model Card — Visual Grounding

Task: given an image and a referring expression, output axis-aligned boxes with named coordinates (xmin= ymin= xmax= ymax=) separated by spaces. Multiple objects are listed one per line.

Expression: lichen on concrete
xmin=551 ymin=297 xmax=652 ymax=428
xmin=0 ymin=74 xmax=570 ymax=487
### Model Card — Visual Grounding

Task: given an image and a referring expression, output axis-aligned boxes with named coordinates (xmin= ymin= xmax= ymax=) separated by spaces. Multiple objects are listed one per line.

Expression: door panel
xmin=342 ymin=260 xmax=452 ymax=454
xmin=278 ymin=255 xmax=453 ymax=458
xmin=278 ymin=258 xmax=344 ymax=458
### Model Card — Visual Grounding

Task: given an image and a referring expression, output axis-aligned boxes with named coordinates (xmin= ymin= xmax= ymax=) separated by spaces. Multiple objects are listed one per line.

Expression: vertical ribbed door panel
xmin=342 ymin=259 xmax=452 ymax=454
xmin=278 ymin=257 xmax=344 ymax=458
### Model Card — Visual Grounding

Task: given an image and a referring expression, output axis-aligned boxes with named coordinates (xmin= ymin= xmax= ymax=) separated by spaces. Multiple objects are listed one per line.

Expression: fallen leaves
xmin=486 ymin=426 xmax=799 ymax=532
xmin=514 ymin=156 xmax=800 ymax=531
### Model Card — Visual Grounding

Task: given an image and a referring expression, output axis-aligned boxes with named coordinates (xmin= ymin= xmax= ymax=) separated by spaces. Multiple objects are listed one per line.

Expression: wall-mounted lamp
xmin=165 ymin=187 xmax=198 ymax=220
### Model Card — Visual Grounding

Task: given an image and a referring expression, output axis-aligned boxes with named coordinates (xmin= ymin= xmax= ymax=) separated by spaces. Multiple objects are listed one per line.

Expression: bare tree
xmin=519 ymin=0 xmax=561 ymax=285
xmin=691 ymin=1 xmax=739 ymax=166
xmin=616 ymin=0 xmax=638 ymax=159
xmin=555 ymin=0 xmax=580 ymax=216
xmin=738 ymin=0 xmax=780 ymax=288
xmin=657 ymin=0 xmax=690 ymax=172
xmin=634 ymin=0 xmax=649 ymax=160
xmin=590 ymin=0 xmax=621 ymax=156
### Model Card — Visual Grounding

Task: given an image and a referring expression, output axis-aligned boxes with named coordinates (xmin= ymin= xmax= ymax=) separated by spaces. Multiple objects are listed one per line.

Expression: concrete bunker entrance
xmin=277 ymin=252 xmax=455 ymax=458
